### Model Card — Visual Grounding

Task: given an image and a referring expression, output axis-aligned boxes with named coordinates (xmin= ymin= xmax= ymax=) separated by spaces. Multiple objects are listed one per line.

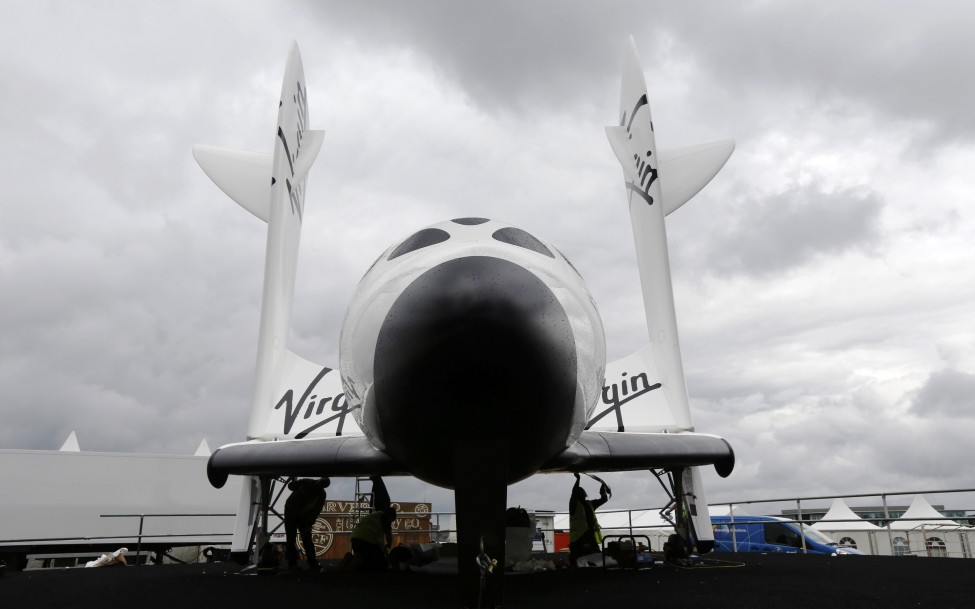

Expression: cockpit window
xmin=387 ymin=228 xmax=451 ymax=260
xmin=451 ymin=217 xmax=490 ymax=225
xmin=491 ymin=227 xmax=554 ymax=258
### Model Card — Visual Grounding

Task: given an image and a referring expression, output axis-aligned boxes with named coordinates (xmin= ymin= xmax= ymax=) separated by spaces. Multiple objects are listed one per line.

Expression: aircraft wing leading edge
xmin=205 ymin=429 xmax=734 ymax=490
xmin=541 ymin=431 xmax=734 ymax=478
xmin=206 ymin=435 xmax=408 ymax=489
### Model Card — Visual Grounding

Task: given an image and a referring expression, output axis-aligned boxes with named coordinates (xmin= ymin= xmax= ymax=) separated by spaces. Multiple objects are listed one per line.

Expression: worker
xmin=350 ymin=506 xmax=397 ymax=571
xmin=370 ymin=476 xmax=391 ymax=513
xmin=569 ymin=472 xmax=609 ymax=567
xmin=284 ymin=477 xmax=329 ymax=571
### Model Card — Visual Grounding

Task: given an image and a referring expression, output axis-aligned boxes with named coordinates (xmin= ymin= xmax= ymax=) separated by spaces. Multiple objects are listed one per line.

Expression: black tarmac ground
xmin=3 ymin=553 xmax=973 ymax=609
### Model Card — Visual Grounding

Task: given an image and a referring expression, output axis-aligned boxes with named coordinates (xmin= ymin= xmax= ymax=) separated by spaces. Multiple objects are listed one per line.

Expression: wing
xmin=206 ymin=435 xmax=409 ymax=488
xmin=541 ymin=430 xmax=734 ymax=478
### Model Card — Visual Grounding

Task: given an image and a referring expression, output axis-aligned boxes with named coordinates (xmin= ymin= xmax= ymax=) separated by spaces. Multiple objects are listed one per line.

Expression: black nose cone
xmin=373 ymin=256 xmax=577 ymax=487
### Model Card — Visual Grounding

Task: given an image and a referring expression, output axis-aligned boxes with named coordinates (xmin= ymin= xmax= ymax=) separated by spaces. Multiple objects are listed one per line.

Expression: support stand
xmin=239 ymin=476 xmax=290 ymax=574
xmin=653 ymin=468 xmax=696 ymax=565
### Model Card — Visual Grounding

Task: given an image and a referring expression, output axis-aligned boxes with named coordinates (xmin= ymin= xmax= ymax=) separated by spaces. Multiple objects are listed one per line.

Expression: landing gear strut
xmin=241 ymin=475 xmax=291 ymax=572
xmin=652 ymin=466 xmax=715 ymax=563
xmin=454 ymin=439 xmax=508 ymax=608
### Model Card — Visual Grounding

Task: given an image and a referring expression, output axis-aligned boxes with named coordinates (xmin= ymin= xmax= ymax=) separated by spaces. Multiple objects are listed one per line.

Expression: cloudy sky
xmin=2 ymin=1 xmax=974 ymax=515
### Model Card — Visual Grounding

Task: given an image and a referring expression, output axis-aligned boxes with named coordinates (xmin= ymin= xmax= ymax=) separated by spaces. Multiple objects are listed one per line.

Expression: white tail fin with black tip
xmin=606 ymin=38 xmax=692 ymax=431
xmin=602 ymin=38 xmax=734 ymax=433
xmin=194 ymin=43 xmax=345 ymax=441
xmin=602 ymin=40 xmax=733 ymax=554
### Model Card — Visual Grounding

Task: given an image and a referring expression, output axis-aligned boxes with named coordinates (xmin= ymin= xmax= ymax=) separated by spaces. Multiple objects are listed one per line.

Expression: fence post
xmin=135 ymin=514 xmax=145 ymax=566
xmin=729 ymin=503 xmax=738 ymax=552
xmin=796 ymin=498 xmax=807 ymax=554
xmin=882 ymin=494 xmax=894 ymax=556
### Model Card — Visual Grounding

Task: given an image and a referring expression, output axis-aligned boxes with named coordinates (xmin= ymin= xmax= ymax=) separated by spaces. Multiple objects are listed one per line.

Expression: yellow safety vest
xmin=570 ymin=501 xmax=602 ymax=545
xmin=351 ymin=511 xmax=387 ymax=546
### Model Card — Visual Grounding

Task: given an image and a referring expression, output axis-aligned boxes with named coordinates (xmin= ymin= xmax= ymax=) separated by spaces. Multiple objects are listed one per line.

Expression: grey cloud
xmin=877 ymin=415 xmax=975 ymax=484
xmin=310 ymin=1 xmax=626 ymax=113
xmin=308 ymin=1 xmax=975 ymax=148
xmin=706 ymin=186 xmax=883 ymax=276
xmin=690 ymin=384 xmax=927 ymax=501
xmin=647 ymin=3 xmax=975 ymax=146
xmin=0 ymin=199 xmax=263 ymax=452
xmin=910 ymin=368 xmax=975 ymax=418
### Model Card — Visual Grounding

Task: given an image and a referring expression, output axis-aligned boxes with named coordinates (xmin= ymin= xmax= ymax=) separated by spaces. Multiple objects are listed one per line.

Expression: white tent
xmin=193 ymin=438 xmax=211 ymax=456
xmin=813 ymin=498 xmax=879 ymax=531
xmin=811 ymin=498 xmax=879 ymax=555
xmin=59 ymin=431 xmax=80 ymax=452
xmin=891 ymin=495 xmax=961 ymax=530
xmin=0 ymin=443 xmax=242 ymax=557
xmin=889 ymin=496 xmax=970 ymax=558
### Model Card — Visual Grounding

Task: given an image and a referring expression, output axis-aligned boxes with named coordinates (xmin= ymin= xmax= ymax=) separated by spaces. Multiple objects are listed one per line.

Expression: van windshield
xmin=803 ymin=527 xmax=836 ymax=545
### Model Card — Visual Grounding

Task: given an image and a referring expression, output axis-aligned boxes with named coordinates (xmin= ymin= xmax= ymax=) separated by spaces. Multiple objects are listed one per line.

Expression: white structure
xmin=811 ymin=496 xmax=973 ymax=558
xmin=889 ymin=496 xmax=970 ymax=558
xmin=59 ymin=431 xmax=80 ymax=452
xmin=812 ymin=498 xmax=882 ymax=554
xmin=194 ymin=438 xmax=212 ymax=457
xmin=0 ymin=433 xmax=242 ymax=566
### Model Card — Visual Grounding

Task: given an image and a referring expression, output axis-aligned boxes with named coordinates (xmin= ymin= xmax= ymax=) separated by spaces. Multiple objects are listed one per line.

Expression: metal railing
xmin=5 ymin=489 xmax=973 ymax=563
xmin=714 ymin=487 xmax=975 ymax=558
xmin=98 ymin=513 xmax=236 ymax=565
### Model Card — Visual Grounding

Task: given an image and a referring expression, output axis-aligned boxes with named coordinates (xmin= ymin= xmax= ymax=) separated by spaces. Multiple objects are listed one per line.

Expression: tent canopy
xmin=813 ymin=498 xmax=880 ymax=531
xmin=891 ymin=496 xmax=963 ymax=530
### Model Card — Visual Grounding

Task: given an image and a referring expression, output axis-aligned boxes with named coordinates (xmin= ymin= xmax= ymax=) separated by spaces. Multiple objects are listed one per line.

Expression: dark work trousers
xmin=286 ymin=520 xmax=318 ymax=568
xmin=351 ymin=538 xmax=388 ymax=571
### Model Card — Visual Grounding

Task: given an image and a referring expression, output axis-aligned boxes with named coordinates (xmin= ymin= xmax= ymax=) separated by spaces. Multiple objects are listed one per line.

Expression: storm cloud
xmin=2 ymin=1 xmax=974 ymax=512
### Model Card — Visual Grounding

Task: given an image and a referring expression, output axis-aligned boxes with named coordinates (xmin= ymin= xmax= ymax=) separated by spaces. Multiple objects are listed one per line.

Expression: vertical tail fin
xmin=194 ymin=44 xmax=328 ymax=558
xmin=606 ymin=38 xmax=694 ymax=430
xmin=604 ymin=41 xmax=734 ymax=553
xmin=603 ymin=39 xmax=733 ymax=432
xmin=249 ymin=42 xmax=324 ymax=439
xmin=194 ymin=42 xmax=325 ymax=439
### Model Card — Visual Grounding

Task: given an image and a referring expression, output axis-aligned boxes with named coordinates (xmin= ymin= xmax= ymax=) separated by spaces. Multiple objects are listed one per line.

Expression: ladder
xmin=352 ymin=477 xmax=374 ymax=527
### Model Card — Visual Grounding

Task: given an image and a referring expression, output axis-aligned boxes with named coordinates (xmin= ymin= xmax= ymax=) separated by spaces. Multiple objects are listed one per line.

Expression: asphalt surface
xmin=3 ymin=553 xmax=973 ymax=609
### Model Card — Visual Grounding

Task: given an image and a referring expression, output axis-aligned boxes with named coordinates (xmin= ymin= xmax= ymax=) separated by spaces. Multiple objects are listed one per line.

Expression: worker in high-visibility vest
xmin=350 ymin=506 xmax=397 ymax=571
xmin=569 ymin=472 xmax=609 ymax=567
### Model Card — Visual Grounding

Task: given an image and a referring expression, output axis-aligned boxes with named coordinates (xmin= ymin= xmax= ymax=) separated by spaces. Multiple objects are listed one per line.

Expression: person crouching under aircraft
xmin=569 ymin=473 xmax=612 ymax=567
xmin=350 ymin=506 xmax=397 ymax=571
xmin=284 ymin=477 xmax=329 ymax=571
